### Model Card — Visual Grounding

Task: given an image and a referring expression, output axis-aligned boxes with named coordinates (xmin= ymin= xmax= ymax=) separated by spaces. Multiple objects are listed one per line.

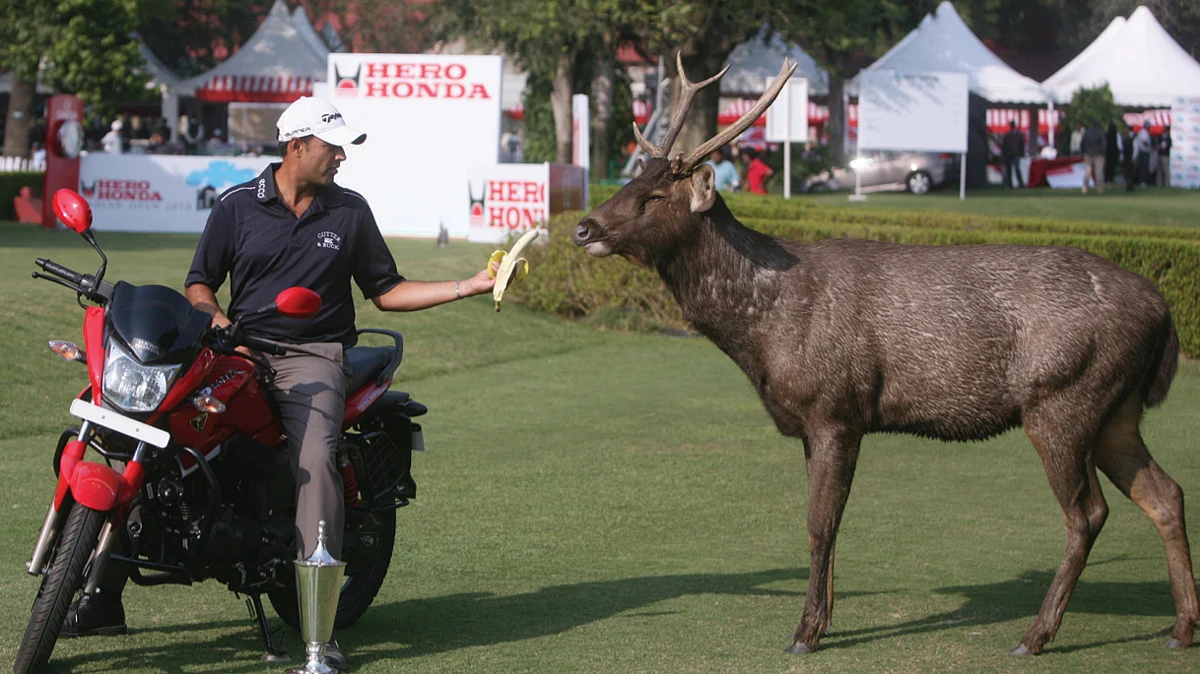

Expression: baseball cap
xmin=277 ymin=97 xmax=366 ymax=147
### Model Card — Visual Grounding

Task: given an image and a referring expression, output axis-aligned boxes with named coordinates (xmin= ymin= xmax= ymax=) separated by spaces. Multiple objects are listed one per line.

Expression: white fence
xmin=0 ymin=156 xmax=45 ymax=172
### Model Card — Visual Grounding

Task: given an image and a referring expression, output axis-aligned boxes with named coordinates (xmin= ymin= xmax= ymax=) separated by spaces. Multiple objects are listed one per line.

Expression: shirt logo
xmin=317 ymin=231 xmax=342 ymax=250
xmin=257 ymin=178 xmax=266 ymax=199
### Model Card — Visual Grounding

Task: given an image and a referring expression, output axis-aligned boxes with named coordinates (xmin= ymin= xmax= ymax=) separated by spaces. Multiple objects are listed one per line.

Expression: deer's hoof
xmin=785 ymin=642 xmax=813 ymax=655
xmin=1166 ymin=638 xmax=1186 ymax=649
xmin=1008 ymin=644 xmax=1032 ymax=657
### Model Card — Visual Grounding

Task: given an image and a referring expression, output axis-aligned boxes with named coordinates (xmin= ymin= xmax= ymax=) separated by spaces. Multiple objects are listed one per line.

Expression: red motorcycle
xmin=15 ymin=190 xmax=426 ymax=673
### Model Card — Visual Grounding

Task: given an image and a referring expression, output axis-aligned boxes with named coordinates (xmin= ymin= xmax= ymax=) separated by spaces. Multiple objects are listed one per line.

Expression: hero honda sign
xmin=329 ymin=54 xmax=503 ymax=238
xmin=467 ymin=164 xmax=549 ymax=238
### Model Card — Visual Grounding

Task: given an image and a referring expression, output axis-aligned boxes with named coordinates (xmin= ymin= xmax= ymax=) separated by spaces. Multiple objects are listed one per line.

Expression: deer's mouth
xmin=573 ymin=218 xmax=614 ymax=256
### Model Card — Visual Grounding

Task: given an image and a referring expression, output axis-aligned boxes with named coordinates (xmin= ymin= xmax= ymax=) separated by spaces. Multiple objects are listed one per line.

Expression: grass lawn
xmin=1 ymin=220 xmax=1198 ymax=673
xmin=799 ymin=186 xmax=1200 ymax=228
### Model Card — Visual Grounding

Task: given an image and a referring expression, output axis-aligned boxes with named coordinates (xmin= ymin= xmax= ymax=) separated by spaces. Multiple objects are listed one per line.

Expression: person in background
xmin=30 ymin=141 xmax=46 ymax=168
xmin=1080 ymin=119 xmax=1106 ymax=194
xmin=742 ymin=147 xmax=774 ymax=195
xmin=1068 ymin=122 xmax=1084 ymax=156
xmin=1121 ymin=124 xmax=1137 ymax=191
xmin=1001 ymin=121 xmax=1025 ymax=190
xmin=204 ymin=128 xmax=230 ymax=155
xmin=1157 ymin=125 xmax=1172 ymax=188
xmin=1134 ymin=120 xmax=1153 ymax=187
xmin=1104 ymin=122 xmax=1120 ymax=186
xmin=101 ymin=120 xmax=124 ymax=155
xmin=706 ymin=147 xmax=741 ymax=192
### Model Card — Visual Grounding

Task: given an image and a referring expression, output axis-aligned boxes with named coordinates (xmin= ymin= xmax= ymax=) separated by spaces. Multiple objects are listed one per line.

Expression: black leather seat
xmin=345 ymin=346 xmax=394 ymax=393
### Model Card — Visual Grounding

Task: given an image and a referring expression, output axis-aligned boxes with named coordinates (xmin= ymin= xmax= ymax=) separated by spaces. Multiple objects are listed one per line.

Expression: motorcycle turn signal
xmin=47 ymin=340 xmax=86 ymax=363
xmin=192 ymin=393 xmax=227 ymax=414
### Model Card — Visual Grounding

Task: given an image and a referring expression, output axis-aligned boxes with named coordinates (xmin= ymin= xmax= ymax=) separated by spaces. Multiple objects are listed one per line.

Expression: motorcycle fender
xmin=68 ymin=462 xmax=124 ymax=512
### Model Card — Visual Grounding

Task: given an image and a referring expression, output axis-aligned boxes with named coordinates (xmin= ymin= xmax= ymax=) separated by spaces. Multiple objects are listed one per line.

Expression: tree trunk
xmin=672 ymin=50 xmax=729 ymax=158
xmin=550 ymin=53 xmax=574 ymax=164
xmin=590 ymin=57 xmax=613 ymax=180
xmin=826 ymin=75 xmax=846 ymax=167
xmin=3 ymin=73 xmax=36 ymax=158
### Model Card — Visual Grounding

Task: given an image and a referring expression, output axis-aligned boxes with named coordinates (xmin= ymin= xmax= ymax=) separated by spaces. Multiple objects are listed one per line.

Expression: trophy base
xmin=285 ymin=661 xmax=339 ymax=674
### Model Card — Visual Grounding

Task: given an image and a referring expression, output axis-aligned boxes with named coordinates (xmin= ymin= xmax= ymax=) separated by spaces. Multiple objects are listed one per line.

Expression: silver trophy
xmin=286 ymin=521 xmax=345 ymax=674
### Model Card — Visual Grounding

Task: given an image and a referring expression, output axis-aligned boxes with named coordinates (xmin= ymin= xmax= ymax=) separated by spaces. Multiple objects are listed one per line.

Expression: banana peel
xmin=488 ymin=229 xmax=540 ymax=312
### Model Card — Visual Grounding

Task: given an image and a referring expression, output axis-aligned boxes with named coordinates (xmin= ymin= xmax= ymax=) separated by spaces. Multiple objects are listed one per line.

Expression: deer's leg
xmin=787 ymin=429 xmax=862 ymax=655
xmin=1013 ymin=424 xmax=1109 ymax=656
xmin=1094 ymin=395 xmax=1199 ymax=648
xmin=825 ymin=540 xmax=836 ymax=636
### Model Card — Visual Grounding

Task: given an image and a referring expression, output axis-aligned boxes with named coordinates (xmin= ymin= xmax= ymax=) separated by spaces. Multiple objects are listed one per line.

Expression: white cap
xmin=276 ymin=97 xmax=366 ymax=147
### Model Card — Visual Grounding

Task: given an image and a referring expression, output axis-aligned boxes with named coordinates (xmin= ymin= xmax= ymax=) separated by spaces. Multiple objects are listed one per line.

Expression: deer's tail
xmin=1145 ymin=313 xmax=1179 ymax=408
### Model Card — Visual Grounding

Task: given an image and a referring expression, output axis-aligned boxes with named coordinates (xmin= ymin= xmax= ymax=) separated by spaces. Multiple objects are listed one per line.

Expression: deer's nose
xmin=573 ymin=219 xmax=596 ymax=246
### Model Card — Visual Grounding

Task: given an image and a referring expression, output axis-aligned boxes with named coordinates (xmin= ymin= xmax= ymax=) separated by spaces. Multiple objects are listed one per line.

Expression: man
xmin=706 ymin=147 xmax=740 ymax=192
xmin=743 ymin=148 xmax=774 ymax=195
xmin=1001 ymin=121 xmax=1025 ymax=190
xmin=1079 ymin=119 xmax=1106 ymax=194
xmin=1134 ymin=120 xmax=1153 ymax=187
xmin=61 ymin=97 xmax=497 ymax=668
xmin=101 ymin=120 xmax=124 ymax=155
xmin=204 ymin=128 xmax=230 ymax=155
xmin=1157 ymin=125 xmax=1172 ymax=187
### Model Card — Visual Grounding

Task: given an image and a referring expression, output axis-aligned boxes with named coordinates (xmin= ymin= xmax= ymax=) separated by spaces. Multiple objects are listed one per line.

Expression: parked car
xmin=802 ymin=151 xmax=958 ymax=195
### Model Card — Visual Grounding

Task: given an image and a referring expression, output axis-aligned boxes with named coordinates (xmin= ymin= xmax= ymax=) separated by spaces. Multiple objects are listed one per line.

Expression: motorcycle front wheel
xmin=13 ymin=504 xmax=106 ymax=674
xmin=267 ymin=508 xmax=397 ymax=631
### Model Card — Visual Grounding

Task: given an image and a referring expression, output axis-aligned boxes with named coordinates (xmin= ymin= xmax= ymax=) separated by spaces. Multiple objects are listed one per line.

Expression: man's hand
xmin=460 ymin=265 xmax=497 ymax=297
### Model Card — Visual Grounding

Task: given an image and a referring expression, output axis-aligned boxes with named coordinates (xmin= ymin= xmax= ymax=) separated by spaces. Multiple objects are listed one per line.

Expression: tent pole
xmin=1047 ymin=101 xmax=1055 ymax=150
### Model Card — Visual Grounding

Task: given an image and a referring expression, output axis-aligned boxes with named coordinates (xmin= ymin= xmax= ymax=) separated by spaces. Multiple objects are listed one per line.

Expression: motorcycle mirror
xmin=52 ymin=189 xmax=93 ymax=235
xmin=274 ymin=287 xmax=322 ymax=319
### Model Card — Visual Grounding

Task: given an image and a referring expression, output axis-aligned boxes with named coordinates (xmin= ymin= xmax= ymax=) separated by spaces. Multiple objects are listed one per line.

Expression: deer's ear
xmin=688 ymin=164 xmax=716 ymax=212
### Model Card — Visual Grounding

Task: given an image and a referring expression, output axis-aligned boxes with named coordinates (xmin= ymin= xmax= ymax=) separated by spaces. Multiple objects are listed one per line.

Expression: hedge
xmin=516 ymin=210 xmax=1200 ymax=357
xmin=0 ymin=171 xmax=43 ymax=221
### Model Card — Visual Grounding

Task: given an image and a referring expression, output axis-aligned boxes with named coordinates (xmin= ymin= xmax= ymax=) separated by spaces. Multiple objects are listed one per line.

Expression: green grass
xmin=1 ymin=221 xmax=1199 ymax=673
xmin=799 ymin=186 xmax=1200 ymax=228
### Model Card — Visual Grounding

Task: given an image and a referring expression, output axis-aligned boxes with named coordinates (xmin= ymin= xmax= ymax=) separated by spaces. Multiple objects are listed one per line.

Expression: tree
xmin=1 ymin=0 xmax=149 ymax=156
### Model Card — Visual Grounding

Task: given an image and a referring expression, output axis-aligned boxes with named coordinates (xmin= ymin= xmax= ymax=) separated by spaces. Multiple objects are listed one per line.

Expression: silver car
xmin=802 ymin=151 xmax=956 ymax=195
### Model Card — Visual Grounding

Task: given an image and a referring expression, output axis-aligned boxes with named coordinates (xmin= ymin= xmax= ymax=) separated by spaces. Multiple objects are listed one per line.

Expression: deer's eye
xmin=641 ymin=194 xmax=666 ymax=212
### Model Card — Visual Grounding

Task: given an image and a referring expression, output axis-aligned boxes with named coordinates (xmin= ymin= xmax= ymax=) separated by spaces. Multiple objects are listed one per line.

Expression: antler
xmin=679 ymin=58 xmax=797 ymax=172
xmin=633 ymin=51 xmax=730 ymax=160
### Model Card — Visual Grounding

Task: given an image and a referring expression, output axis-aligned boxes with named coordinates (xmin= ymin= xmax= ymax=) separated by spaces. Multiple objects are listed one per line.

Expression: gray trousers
xmin=264 ymin=343 xmax=350 ymax=559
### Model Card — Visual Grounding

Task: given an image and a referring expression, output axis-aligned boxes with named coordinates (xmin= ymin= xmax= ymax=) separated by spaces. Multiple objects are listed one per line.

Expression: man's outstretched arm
xmin=371 ymin=267 xmax=495 ymax=312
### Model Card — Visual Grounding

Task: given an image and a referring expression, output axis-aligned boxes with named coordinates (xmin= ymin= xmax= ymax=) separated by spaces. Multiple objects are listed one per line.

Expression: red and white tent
xmin=504 ymin=99 xmax=652 ymax=125
xmin=176 ymin=0 xmax=326 ymax=103
xmin=719 ymin=99 xmax=860 ymax=129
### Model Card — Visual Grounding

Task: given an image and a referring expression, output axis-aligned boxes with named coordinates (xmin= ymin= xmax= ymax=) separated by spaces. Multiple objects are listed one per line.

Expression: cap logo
xmin=321 ymin=113 xmax=343 ymax=123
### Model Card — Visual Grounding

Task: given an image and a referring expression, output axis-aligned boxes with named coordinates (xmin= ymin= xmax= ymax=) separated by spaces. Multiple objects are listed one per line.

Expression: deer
xmin=572 ymin=54 xmax=1198 ymax=656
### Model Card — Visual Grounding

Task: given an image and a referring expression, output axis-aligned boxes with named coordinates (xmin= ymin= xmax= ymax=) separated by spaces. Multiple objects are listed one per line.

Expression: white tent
xmin=1042 ymin=6 xmax=1200 ymax=107
xmin=722 ymin=28 xmax=829 ymax=96
xmin=851 ymin=1 xmax=1048 ymax=104
xmin=176 ymin=0 xmax=325 ymax=102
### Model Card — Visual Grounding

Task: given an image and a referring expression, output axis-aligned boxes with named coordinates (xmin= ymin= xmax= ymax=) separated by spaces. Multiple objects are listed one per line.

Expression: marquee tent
xmin=1042 ymin=6 xmax=1200 ymax=107
xmin=722 ymin=27 xmax=829 ymax=96
xmin=175 ymin=0 xmax=326 ymax=103
xmin=850 ymin=1 xmax=1048 ymax=104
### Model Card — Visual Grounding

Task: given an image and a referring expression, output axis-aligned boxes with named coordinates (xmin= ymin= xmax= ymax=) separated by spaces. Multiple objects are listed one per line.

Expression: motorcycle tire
xmin=267 ymin=508 xmax=397 ymax=631
xmin=13 ymin=504 xmax=106 ymax=674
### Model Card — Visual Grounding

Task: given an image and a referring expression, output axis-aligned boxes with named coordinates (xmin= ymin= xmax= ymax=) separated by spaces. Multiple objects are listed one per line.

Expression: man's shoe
xmin=61 ymin=593 xmax=127 ymax=638
xmin=322 ymin=638 xmax=347 ymax=669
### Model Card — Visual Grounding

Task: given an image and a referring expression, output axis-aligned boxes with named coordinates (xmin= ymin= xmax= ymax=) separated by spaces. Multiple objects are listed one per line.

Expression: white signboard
xmin=466 ymin=163 xmax=549 ymax=244
xmin=329 ymin=54 xmax=503 ymax=237
xmin=765 ymin=78 xmax=809 ymax=143
xmin=858 ymin=71 xmax=968 ymax=153
xmin=1170 ymin=96 xmax=1200 ymax=189
xmin=79 ymin=155 xmax=272 ymax=232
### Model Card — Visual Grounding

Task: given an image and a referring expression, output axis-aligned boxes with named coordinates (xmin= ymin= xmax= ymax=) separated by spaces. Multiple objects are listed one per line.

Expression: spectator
xmin=1104 ymin=122 xmax=1120 ymax=185
xmin=1069 ymin=122 xmax=1084 ymax=155
xmin=1121 ymin=124 xmax=1137 ymax=191
xmin=1157 ymin=125 xmax=1172 ymax=188
xmin=1134 ymin=120 xmax=1153 ymax=187
xmin=101 ymin=120 xmax=124 ymax=155
xmin=30 ymin=141 xmax=46 ymax=168
xmin=706 ymin=147 xmax=740 ymax=192
xmin=204 ymin=128 xmax=230 ymax=155
xmin=180 ymin=114 xmax=204 ymax=154
xmin=1001 ymin=121 xmax=1025 ymax=190
xmin=742 ymin=148 xmax=773 ymax=195
xmin=1080 ymin=120 xmax=1106 ymax=194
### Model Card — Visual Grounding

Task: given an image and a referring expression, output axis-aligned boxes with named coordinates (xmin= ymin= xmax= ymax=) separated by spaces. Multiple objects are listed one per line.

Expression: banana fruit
xmin=488 ymin=228 xmax=540 ymax=312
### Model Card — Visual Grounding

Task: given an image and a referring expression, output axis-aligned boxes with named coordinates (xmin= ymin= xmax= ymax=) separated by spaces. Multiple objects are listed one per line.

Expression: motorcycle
xmin=14 ymin=190 xmax=426 ymax=673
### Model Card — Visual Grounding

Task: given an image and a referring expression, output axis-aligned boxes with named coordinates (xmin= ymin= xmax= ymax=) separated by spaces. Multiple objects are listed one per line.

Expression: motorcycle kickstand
xmin=247 ymin=593 xmax=289 ymax=663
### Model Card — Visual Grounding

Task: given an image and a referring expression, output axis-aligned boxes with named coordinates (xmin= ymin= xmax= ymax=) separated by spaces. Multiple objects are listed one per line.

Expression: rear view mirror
xmin=52 ymin=189 xmax=93 ymax=235
xmin=274 ymin=287 xmax=322 ymax=319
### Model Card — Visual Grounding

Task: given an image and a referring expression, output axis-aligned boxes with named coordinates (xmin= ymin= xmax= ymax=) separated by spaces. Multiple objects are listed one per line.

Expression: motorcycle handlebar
xmin=240 ymin=335 xmax=286 ymax=356
xmin=35 ymin=258 xmax=84 ymax=285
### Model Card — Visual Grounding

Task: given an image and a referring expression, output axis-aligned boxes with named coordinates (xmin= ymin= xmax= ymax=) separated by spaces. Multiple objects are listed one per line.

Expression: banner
xmin=1170 ymin=96 xmax=1200 ymax=189
xmin=765 ymin=78 xmax=809 ymax=143
xmin=79 ymin=155 xmax=272 ymax=232
xmin=858 ymin=71 xmax=968 ymax=153
xmin=466 ymin=164 xmax=549 ymax=244
xmin=329 ymin=53 xmax=503 ymax=237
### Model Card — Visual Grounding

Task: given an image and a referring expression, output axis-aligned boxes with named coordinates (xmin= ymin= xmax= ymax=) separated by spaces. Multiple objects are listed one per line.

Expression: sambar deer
xmin=573 ymin=54 xmax=1197 ymax=656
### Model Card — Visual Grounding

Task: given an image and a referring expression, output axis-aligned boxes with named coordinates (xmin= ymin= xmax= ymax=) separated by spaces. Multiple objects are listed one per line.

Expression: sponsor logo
xmin=320 ymin=112 xmax=342 ymax=123
xmin=199 ymin=369 xmax=245 ymax=397
xmin=81 ymin=179 xmax=162 ymax=201
xmin=130 ymin=338 xmax=162 ymax=357
xmin=316 ymin=230 xmax=342 ymax=250
xmin=257 ymin=178 xmax=266 ymax=199
xmin=468 ymin=181 xmax=485 ymax=228
xmin=190 ymin=412 xmax=209 ymax=432
xmin=468 ymin=179 xmax=546 ymax=230
xmin=336 ymin=60 xmax=492 ymax=100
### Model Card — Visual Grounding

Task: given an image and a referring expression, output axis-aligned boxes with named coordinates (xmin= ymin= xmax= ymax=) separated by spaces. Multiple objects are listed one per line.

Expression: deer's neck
xmin=655 ymin=201 xmax=801 ymax=347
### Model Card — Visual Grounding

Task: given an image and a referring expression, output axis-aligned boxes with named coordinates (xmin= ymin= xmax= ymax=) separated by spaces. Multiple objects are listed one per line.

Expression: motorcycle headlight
xmin=102 ymin=341 xmax=181 ymax=413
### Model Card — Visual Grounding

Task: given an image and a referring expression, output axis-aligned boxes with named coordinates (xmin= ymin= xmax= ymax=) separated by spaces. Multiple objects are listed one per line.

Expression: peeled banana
xmin=488 ymin=228 xmax=540 ymax=312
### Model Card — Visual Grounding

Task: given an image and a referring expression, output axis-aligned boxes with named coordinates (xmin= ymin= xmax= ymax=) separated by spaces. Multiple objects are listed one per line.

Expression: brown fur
xmin=574 ymin=158 xmax=1197 ymax=654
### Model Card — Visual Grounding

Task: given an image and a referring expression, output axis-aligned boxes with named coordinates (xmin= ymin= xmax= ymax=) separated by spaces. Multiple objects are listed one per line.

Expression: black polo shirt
xmin=185 ymin=164 xmax=404 ymax=347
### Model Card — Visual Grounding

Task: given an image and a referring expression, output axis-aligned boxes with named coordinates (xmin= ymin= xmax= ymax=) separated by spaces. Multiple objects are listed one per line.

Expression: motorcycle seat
xmin=345 ymin=346 xmax=394 ymax=393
